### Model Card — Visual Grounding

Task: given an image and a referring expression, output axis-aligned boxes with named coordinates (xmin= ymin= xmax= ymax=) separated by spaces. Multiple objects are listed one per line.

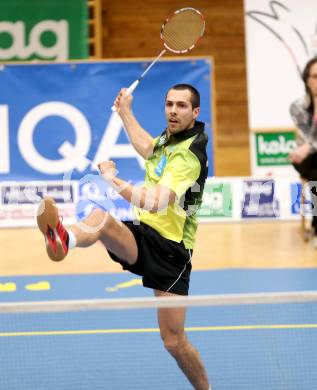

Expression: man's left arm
xmin=98 ymin=161 xmax=176 ymax=211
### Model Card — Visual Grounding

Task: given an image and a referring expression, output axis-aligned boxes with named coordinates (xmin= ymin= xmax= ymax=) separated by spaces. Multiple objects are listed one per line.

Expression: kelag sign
xmin=0 ymin=0 xmax=88 ymax=61
xmin=255 ymin=132 xmax=296 ymax=166
xmin=0 ymin=59 xmax=213 ymax=226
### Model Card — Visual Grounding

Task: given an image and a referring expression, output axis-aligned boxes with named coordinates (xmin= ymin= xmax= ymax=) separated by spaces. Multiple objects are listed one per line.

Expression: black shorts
xmin=107 ymin=221 xmax=192 ymax=295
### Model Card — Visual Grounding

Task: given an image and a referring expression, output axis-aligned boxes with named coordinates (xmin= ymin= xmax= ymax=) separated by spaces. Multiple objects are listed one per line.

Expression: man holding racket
xmin=37 ymin=84 xmax=211 ymax=390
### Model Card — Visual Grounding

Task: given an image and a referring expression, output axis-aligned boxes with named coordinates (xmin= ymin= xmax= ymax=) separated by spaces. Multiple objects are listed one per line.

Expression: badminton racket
xmin=111 ymin=7 xmax=205 ymax=111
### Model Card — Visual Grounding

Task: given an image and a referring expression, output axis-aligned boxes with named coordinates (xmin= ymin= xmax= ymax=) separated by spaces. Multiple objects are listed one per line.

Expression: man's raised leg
xmin=37 ymin=197 xmax=138 ymax=264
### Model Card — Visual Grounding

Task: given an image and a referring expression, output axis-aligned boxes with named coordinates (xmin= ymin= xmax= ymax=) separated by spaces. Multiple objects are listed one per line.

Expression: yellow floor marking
xmin=105 ymin=278 xmax=142 ymax=292
xmin=25 ymin=281 xmax=51 ymax=291
xmin=1 ymin=323 xmax=317 ymax=337
xmin=0 ymin=283 xmax=16 ymax=293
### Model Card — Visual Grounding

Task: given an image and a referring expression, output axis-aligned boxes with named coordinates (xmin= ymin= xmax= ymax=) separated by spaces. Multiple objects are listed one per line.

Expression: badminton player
xmin=37 ymin=84 xmax=211 ymax=390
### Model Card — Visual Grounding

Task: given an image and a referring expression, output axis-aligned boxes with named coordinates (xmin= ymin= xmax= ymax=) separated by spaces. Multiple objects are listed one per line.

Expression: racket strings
xmin=161 ymin=10 xmax=205 ymax=52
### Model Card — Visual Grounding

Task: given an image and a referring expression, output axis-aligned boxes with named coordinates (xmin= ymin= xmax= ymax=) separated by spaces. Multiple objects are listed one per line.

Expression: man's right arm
xmin=114 ymin=89 xmax=154 ymax=159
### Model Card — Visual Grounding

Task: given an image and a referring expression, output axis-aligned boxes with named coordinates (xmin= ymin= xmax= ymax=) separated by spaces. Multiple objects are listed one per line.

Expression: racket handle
xmin=126 ymin=79 xmax=140 ymax=95
xmin=111 ymin=80 xmax=140 ymax=112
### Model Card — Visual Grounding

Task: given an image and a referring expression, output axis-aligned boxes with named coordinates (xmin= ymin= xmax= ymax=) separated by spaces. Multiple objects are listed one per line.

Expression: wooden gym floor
xmin=0 ymin=221 xmax=315 ymax=277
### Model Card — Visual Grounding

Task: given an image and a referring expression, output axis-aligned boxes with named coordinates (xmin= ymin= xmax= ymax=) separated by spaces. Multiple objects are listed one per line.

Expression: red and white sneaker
xmin=37 ymin=197 xmax=69 ymax=261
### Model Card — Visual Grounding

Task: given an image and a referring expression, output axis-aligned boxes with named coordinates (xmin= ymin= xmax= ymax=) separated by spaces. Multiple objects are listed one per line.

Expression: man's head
xmin=165 ymin=84 xmax=200 ymax=135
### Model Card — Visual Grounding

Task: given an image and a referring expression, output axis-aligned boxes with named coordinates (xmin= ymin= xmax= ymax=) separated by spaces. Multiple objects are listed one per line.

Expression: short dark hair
xmin=302 ymin=56 xmax=317 ymax=93
xmin=302 ymin=56 xmax=317 ymax=116
xmin=166 ymin=84 xmax=200 ymax=109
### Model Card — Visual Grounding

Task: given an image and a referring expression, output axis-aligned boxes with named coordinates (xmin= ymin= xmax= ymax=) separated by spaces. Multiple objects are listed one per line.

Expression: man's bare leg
xmin=37 ymin=197 xmax=138 ymax=264
xmin=155 ymin=290 xmax=211 ymax=390
xmin=70 ymin=208 xmax=138 ymax=264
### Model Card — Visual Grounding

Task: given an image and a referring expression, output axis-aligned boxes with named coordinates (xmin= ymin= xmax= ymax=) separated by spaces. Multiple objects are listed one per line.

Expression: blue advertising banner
xmin=241 ymin=180 xmax=280 ymax=218
xmin=290 ymin=183 xmax=301 ymax=215
xmin=290 ymin=182 xmax=313 ymax=217
xmin=0 ymin=59 xmax=213 ymax=225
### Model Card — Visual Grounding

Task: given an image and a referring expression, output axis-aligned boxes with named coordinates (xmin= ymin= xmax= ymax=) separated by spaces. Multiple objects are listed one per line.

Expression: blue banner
xmin=0 ymin=59 xmax=213 ymax=223
xmin=241 ymin=180 xmax=280 ymax=219
xmin=0 ymin=59 xmax=213 ymax=181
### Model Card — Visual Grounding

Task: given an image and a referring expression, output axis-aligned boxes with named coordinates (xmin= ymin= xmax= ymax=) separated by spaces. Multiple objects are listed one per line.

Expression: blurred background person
xmin=289 ymin=57 xmax=317 ymax=244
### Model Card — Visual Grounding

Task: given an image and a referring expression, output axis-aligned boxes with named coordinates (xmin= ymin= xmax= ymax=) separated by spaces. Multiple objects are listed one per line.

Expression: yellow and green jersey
xmin=134 ymin=121 xmax=208 ymax=249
